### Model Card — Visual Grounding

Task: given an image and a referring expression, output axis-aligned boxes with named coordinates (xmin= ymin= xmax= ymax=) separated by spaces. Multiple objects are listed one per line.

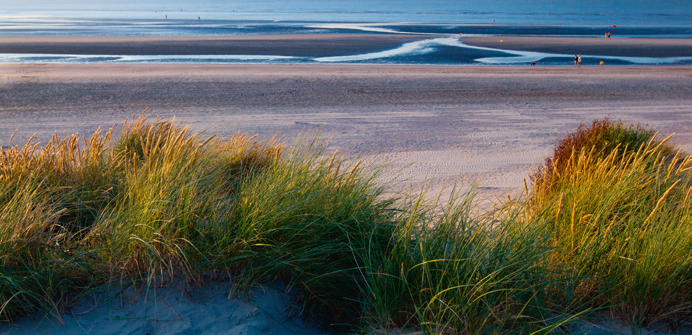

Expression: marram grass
xmin=1 ymin=114 xmax=284 ymax=322
xmin=0 ymin=115 xmax=690 ymax=333
xmin=527 ymin=119 xmax=691 ymax=329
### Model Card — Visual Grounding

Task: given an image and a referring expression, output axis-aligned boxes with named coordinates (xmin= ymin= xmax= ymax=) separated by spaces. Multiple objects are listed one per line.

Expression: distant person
xmin=574 ymin=54 xmax=578 ymax=66
xmin=578 ymin=54 xmax=582 ymax=66
xmin=492 ymin=19 xmax=495 ymax=24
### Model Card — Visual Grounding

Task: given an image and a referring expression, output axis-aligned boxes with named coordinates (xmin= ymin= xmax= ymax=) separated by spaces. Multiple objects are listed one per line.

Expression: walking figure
xmin=574 ymin=54 xmax=578 ymax=66
xmin=578 ymin=54 xmax=582 ymax=67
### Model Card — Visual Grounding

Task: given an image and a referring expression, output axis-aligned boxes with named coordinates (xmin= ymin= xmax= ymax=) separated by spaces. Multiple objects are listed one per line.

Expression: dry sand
xmin=1 ymin=40 xmax=691 ymax=333
xmin=1 ymin=280 xmax=323 ymax=335
xmin=1 ymin=63 xmax=690 ymax=199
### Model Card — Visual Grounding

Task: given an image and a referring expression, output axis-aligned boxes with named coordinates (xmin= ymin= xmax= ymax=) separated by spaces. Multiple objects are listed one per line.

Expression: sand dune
xmin=1 ymin=281 xmax=324 ymax=335
xmin=1 ymin=55 xmax=691 ymax=334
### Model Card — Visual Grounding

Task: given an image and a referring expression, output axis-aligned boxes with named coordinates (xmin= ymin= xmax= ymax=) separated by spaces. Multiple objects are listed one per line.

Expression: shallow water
xmin=1 ymin=0 xmax=691 ymax=65
xmin=1 ymin=35 xmax=690 ymax=66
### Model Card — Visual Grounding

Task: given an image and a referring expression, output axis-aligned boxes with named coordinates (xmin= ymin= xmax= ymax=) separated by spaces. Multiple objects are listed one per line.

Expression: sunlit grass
xmin=0 ymin=114 xmax=689 ymax=333
xmin=0 ymin=113 xmax=284 ymax=322
xmin=527 ymin=120 xmax=691 ymax=329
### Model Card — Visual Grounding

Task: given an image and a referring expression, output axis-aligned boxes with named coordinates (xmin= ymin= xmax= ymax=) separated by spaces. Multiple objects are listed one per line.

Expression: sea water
xmin=1 ymin=0 xmax=691 ymax=65
xmin=3 ymin=0 xmax=691 ymax=26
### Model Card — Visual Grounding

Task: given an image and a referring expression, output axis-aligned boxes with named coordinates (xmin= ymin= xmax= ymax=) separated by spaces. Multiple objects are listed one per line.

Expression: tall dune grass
xmin=0 ymin=114 xmax=284 ymax=322
xmin=357 ymin=188 xmax=560 ymax=334
xmin=213 ymin=136 xmax=399 ymax=324
xmin=528 ymin=119 xmax=691 ymax=328
xmin=1 ymin=115 xmax=689 ymax=333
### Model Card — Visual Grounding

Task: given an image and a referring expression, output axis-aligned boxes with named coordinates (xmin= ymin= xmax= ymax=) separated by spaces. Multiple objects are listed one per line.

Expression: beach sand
xmin=0 ymin=35 xmax=691 ymax=334
xmin=1 ymin=63 xmax=690 ymax=199
xmin=1 ymin=280 xmax=323 ymax=335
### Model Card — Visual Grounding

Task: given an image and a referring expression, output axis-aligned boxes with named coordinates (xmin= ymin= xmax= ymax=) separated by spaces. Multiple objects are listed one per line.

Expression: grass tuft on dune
xmin=0 ymin=114 xmax=689 ymax=333
xmin=528 ymin=118 xmax=691 ymax=328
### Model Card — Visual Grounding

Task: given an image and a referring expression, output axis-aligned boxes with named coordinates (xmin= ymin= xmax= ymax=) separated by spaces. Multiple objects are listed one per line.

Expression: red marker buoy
xmin=612 ymin=24 xmax=616 ymax=28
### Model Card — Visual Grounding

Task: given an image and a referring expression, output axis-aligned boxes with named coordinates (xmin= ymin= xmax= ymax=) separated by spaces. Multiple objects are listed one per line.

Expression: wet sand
xmin=0 ymin=34 xmax=429 ymax=57
xmin=1 ymin=63 xmax=690 ymax=198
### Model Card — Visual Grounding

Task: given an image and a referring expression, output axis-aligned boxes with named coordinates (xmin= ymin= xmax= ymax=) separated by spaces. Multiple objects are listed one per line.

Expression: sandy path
xmin=1 ymin=64 xmax=690 ymax=199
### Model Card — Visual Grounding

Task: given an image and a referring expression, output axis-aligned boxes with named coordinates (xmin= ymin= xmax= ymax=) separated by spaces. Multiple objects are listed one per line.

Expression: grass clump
xmin=527 ymin=118 xmax=691 ymax=328
xmin=215 ymin=138 xmax=399 ymax=324
xmin=359 ymin=188 xmax=558 ymax=334
xmin=531 ymin=117 xmax=662 ymax=193
xmin=0 ymin=113 xmax=283 ymax=321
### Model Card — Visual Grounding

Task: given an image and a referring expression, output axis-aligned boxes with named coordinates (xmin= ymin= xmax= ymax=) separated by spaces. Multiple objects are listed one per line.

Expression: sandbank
xmin=0 ymin=34 xmax=430 ymax=57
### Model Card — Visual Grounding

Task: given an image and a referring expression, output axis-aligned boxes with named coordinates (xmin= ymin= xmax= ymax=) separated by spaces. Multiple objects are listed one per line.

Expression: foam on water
xmin=120 ymin=54 xmax=299 ymax=62
xmin=313 ymin=37 xmax=553 ymax=64
xmin=314 ymin=38 xmax=442 ymax=62
xmin=316 ymin=37 xmax=692 ymax=65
